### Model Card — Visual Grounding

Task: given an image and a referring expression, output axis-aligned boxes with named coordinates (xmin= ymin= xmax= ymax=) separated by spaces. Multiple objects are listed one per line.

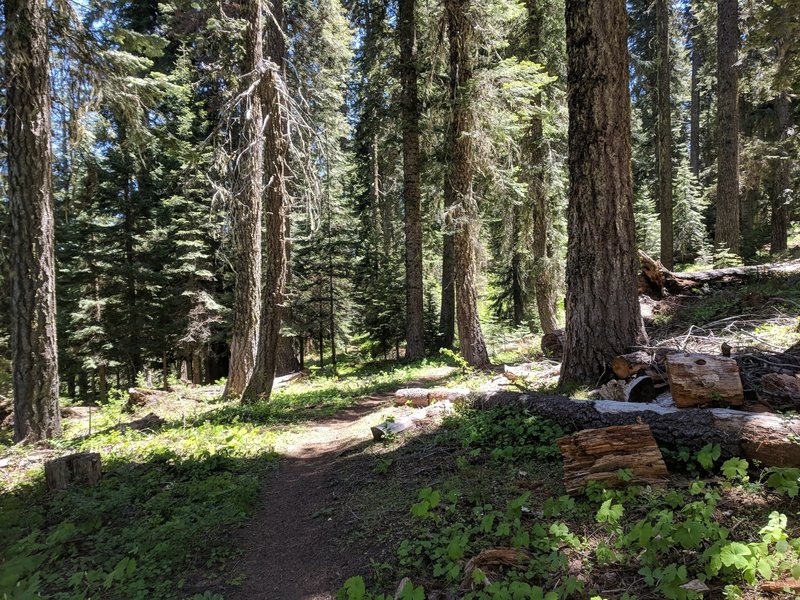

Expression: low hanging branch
xmin=470 ymin=391 xmax=800 ymax=468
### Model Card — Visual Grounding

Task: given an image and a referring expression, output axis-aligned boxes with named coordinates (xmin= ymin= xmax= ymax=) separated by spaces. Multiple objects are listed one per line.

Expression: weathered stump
xmin=666 ymin=353 xmax=744 ymax=407
xmin=557 ymin=424 xmax=668 ymax=493
xmin=44 ymin=452 xmax=101 ymax=491
xmin=541 ymin=329 xmax=564 ymax=360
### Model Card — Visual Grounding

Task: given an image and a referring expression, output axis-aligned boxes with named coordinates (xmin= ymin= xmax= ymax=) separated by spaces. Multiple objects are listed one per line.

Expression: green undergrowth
xmin=340 ymin=406 xmax=800 ymax=600
xmin=0 ymin=357 xmax=458 ymax=599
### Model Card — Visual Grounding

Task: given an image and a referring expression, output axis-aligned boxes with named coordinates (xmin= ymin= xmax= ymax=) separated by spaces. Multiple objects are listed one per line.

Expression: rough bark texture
xmin=526 ymin=0 xmax=559 ymax=335
xmin=561 ymin=0 xmax=646 ymax=385
xmin=771 ymin=92 xmax=790 ymax=255
xmin=44 ymin=453 xmax=101 ymax=491
xmin=446 ymin=0 xmax=490 ymax=369
xmin=399 ymin=0 xmax=425 ymax=361
xmin=6 ymin=0 xmax=62 ymax=442
xmin=715 ymin=0 xmax=740 ymax=255
xmin=440 ymin=117 xmax=456 ymax=347
xmin=275 ymin=215 xmax=300 ymax=376
xmin=557 ymin=424 xmax=668 ymax=493
xmin=243 ymin=0 xmax=288 ymax=402
xmin=225 ymin=0 xmax=264 ymax=397
xmin=690 ymin=39 xmax=701 ymax=178
xmin=474 ymin=391 xmax=800 ymax=468
xmin=656 ymin=0 xmax=673 ymax=270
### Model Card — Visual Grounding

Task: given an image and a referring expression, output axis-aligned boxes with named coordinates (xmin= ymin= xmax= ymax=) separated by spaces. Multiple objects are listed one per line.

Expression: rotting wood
xmin=472 ymin=391 xmax=800 ymax=468
xmin=125 ymin=387 xmax=169 ymax=412
xmin=541 ymin=329 xmax=564 ymax=360
xmin=44 ymin=452 xmax=101 ymax=491
xmin=760 ymin=579 xmax=800 ymax=594
xmin=394 ymin=387 xmax=469 ymax=408
xmin=460 ymin=547 xmax=531 ymax=591
xmin=557 ymin=424 xmax=668 ymax=493
xmin=666 ymin=353 xmax=744 ymax=408
xmin=612 ymin=348 xmax=677 ymax=380
xmin=758 ymin=373 xmax=800 ymax=411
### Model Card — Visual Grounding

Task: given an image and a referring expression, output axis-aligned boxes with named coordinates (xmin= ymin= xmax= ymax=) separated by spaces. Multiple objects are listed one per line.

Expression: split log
xmin=611 ymin=348 xmax=678 ymax=380
xmin=557 ymin=424 xmax=668 ymax=493
xmin=44 ymin=452 xmax=101 ymax=491
xmin=394 ymin=387 xmax=469 ymax=408
xmin=758 ymin=374 xmax=800 ymax=411
xmin=125 ymin=387 xmax=169 ymax=412
xmin=541 ymin=329 xmax=564 ymax=360
xmin=666 ymin=353 xmax=744 ymax=408
xmin=472 ymin=391 xmax=800 ymax=468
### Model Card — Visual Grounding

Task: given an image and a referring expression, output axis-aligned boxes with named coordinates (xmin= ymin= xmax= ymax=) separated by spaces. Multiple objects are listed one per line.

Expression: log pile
xmin=557 ymin=424 xmax=668 ymax=492
xmin=44 ymin=452 xmax=102 ymax=491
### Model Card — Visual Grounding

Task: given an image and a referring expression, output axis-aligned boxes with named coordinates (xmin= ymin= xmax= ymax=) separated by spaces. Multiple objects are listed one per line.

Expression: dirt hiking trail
xmin=225 ymin=367 xmax=456 ymax=600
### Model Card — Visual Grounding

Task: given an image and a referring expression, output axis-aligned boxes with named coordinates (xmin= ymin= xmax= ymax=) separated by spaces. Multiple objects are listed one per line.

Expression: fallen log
xmin=557 ymin=424 xmax=668 ymax=493
xmin=541 ymin=329 xmax=564 ymax=360
xmin=638 ymin=251 xmax=800 ymax=298
xmin=758 ymin=374 xmax=800 ymax=411
xmin=44 ymin=452 xmax=102 ymax=491
xmin=371 ymin=401 xmax=454 ymax=441
xmin=666 ymin=353 xmax=744 ymax=408
xmin=460 ymin=548 xmax=531 ymax=591
xmin=760 ymin=579 xmax=800 ymax=595
xmin=125 ymin=387 xmax=169 ymax=412
xmin=472 ymin=391 xmax=800 ymax=468
xmin=591 ymin=376 xmax=657 ymax=403
xmin=394 ymin=387 xmax=469 ymax=408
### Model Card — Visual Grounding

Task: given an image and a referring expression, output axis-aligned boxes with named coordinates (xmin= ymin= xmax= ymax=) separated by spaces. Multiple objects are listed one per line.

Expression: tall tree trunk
xmin=690 ymin=30 xmax=701 ymax=178
xmin=526 ymin=0 xmax=559 ymax=335
xmin=192 ymin=351 xmax=202 ymax=385
xmin=771 ymin=92 xmax=791 ymax=255
xmin=162 ymin=352 xmax=170 ymax=390
xmin=510 ymin=208 xmax=525 ymax=327
xmin=243 ymin=0 xmax=288 ymax=402
xmin=446 ymin=0 xmax=490 ymax=369
xmin=656 ymin=0 xmax=673 ymax=270
xmin=560 ymin=0 xmax=646 ymax=385
xmin=6 ymin=0 xmax=62 ymax=442
xmin=225 ymin=0 xmax=264 ymax=397
xmin=399 ymin=0 xmax=425 ymax=361
xmin=715 ymin=0 xmax=740 ymax=256
xmin=276 ymin=215 xmax=299 ymax=375
xmin=440 ymin=179 xmax=456 ymax=349
xmin=98 ymin=365 xmax=108 ymax=403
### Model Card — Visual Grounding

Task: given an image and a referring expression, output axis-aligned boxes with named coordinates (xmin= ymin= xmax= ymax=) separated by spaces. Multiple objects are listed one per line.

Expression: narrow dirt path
xmin=225 ymin=367 xmax=456 ymax=600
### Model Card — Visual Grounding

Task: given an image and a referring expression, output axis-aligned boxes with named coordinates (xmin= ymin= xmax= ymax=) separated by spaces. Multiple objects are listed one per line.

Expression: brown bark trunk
xmin=690 ymin=35 xmax=701 ymax=178
xmin=656 ymin=0 xmax=673 ymax=270
xmin=399 ymin=0 xmax=425 ymax=361
xmin=526 ymin=0 xmax=559 ymax=335
xmin=446 ymin=0 xmax=490 ymax=369
xmin=192 ymin=351 xmax=202 ymax=385
xmin=162 ymin=352 xmax=169 ymax=390
xmin=440 ymin=168 xmax=456 ymax=348
xmin=771 ymin=92 xmax=791 ymax=255
xmin=6 ymin=0 xmax=62 ymax=442
xmin=225 ymin=0 xmax=265 ymax=397
xmin=560 ymin=0 xmax=646 ymax=385
xmin=98 ymin=364 xmax=108 ymax=403
xmin=715 ymin=0 xmax=740 ymax=256
xmin=243 ymin=0 xmax=288 ymax=403
xmin=474 ymin=391 xmax=800 ymax=468
xmin=276 ymin=215 xmax=299 ymax=376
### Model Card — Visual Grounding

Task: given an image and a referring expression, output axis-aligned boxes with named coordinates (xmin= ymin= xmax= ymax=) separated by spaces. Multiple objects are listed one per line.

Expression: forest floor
xmin=2 ymin=265 xmax=800 ymax=600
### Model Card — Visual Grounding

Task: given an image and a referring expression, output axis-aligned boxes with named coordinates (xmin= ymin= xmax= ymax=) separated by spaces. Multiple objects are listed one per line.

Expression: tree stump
xmin=666 ymin=353 xmax=744 ymax=408
xmin=556 ymin=424 xmax=668 ymax=493
xmin=541 ymin=329 xmax=564 ymax=360
xmin=44 ymin=452 xmax=101 ymax=491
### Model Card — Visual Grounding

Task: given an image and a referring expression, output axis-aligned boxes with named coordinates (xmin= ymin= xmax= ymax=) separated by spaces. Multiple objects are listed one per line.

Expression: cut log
xmin=44 ymin=452 xmax=101 ymax=491
xmin=541 ymin=329 xmax=564 ymax=360
xmin=557 ymin=424 xmax=668 ymax=493
xmin=394 ymin=387 xmax=469 ymax=408
xmin=666 ymin=353 xmax=744 ymax=408
xmin=758 ymin=373 xmax=800 ymax=411
xmin=611 ymin=348 xmax=677 ymax=380
xmin=472 ymin=391 xmax=800 ymax=467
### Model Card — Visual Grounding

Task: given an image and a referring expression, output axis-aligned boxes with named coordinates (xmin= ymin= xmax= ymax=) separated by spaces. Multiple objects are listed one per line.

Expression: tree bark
xmin=276 ymin=215 xmax=299 ymax=376
xmin=689 ymin=19 xmax=701 ymax=178
xmin=560 ymin=0 xmax=646 ymax=385
xmin=771 ymin=92 xmax=791 ymax=255
xmin=243 ymin=0 xmax=288 ymax=402
xmin=715 ymin=0 xmax=740 ymax=256
xmin=526 ymin=0 xmax=559 ymax=335
xmin=474 ymin=391 xmax=800 ymax=468
xmin=399 ymin=0 xmax=426 ymax=361
xmin=6 ymin=0 xmax=62 ymax=442
xmin=656 ymin=0 xmax=673 ymax=270
xmin=225 ymin=0 xmax=265 ymax=397
xmin=440 ymin=154 xmax=456 ymax=348
xmin=445 ymin=0 xmax=490 ymax=369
